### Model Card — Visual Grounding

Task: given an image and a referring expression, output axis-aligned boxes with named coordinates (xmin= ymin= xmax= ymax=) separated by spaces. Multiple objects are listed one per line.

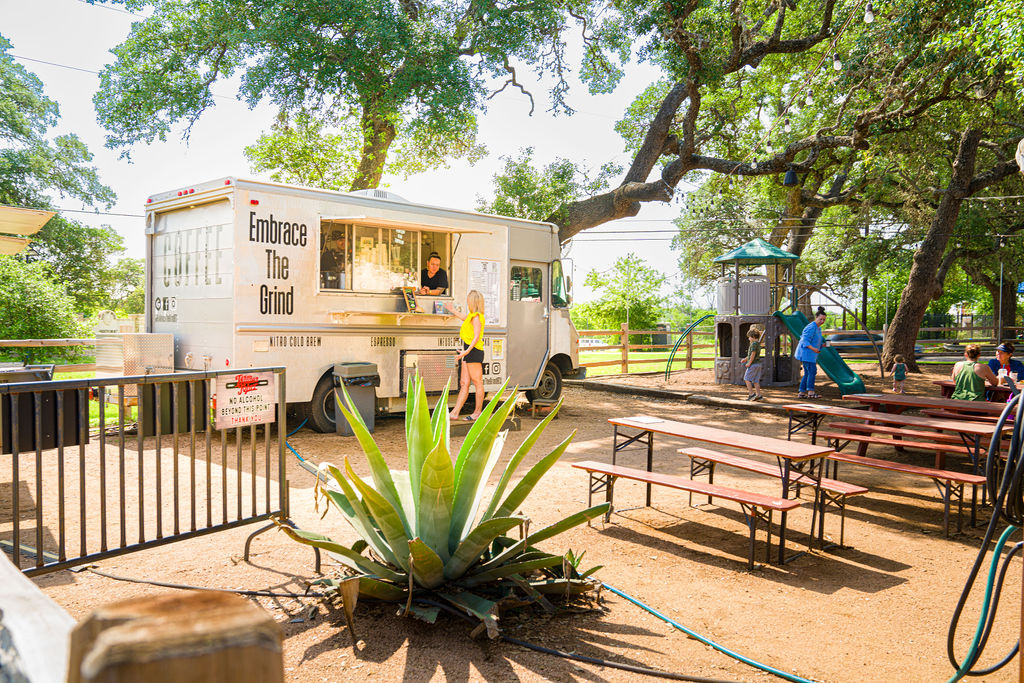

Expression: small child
xmin=741 ymin=329 xmax=763 ymax=401
xmin=891 ymin=354 xmax=907 ymax=394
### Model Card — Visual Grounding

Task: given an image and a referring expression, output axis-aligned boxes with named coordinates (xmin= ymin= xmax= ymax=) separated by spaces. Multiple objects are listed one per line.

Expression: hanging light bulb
xmin=751 ymin=159 xmax=758 ymax=170
xmin=784 ymin=118 xmax=792 ymax=133
xmin=805 ymin=89 xmax=814 ymax=106
xmin=832 ymin=53 xmax=842 ymax=71
xmin=864 ymin=2 xmax=874 ymax=23
xmin=767 ymin=140 xmax=774 ymax=154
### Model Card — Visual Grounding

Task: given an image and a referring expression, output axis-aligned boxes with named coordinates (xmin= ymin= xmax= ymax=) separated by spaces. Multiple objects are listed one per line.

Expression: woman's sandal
xmin=806 ymin=392 xmax=820 ymax=399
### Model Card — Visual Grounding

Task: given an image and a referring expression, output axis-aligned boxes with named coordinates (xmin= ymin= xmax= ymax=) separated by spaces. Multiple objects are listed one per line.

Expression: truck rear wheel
xmin=526 ymin=362 xmax=562 ymax=403
xmin=307 ymin=376 xmax=337 ymax=433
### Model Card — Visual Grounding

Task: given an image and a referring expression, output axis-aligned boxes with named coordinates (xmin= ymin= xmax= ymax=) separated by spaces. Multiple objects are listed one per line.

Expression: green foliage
xmin=0 ymin=257 xmax=86 ymax=362
xmin=282 ymin=376 xmax=608 ymax=636
xmin=477 ymin=147 xmax=621 ymax=224
xmin=94 ymin=0 xmax=595 ymax=188
xmin=572 ymin=254 xmax=666 ymax=340
xmin=104 ymin=257 xmax=145 ymax=314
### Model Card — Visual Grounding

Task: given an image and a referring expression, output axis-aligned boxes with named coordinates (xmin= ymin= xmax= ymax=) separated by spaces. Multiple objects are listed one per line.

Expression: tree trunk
xmin=882 ymin=129 xmax=983 ymax=372
xmin=349 ymin=109 xmax=397 ymax=191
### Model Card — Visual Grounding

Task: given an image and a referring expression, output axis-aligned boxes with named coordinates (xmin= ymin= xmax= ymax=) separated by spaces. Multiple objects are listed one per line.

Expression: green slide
xmin=773 ymin=310 xmax=866 ymax=396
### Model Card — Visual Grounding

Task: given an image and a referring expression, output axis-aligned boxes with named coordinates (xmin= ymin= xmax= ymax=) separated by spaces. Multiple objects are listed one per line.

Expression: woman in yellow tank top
xmin=445 ymin=290 xmax=485 ymax=420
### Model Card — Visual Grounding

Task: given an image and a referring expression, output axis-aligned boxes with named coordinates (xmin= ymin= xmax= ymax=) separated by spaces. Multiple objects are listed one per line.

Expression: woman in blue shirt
xmin=795 ymin=307 xmax=827 ymax=398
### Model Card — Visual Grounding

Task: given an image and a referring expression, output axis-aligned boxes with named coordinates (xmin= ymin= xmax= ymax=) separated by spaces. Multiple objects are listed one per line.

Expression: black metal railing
xmin=0 ymin=367 xmax=288 ymax=575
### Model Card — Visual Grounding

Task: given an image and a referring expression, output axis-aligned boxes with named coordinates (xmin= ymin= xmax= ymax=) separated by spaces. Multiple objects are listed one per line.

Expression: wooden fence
xmin=578 ymin=323 xmax=1008 ymax=377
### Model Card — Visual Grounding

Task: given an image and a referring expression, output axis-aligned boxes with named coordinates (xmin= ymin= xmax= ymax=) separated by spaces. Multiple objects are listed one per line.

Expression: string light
xmin=864 ymin=2 xmax=875 ymax=23
xmin=784 ymin=118 xmax=792 ymax=133
xmin=805 ymin=89 xmax=814 ymax=106
xmin=832 ymin=53 xmax=843 ymax=71
xmin=751 ymin=160 xmax=759 ymax=170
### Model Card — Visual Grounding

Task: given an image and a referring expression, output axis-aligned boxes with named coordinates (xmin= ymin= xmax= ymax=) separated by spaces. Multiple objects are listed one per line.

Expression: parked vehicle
xmin=827 ymin=332 xmax=924 ymax=359
xmin=145 ymin=177 xmax=581 ymax=431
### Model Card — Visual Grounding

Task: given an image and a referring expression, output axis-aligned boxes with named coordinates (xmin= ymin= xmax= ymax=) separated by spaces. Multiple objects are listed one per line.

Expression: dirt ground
xmin=21 ymin=373 xmax=1024 ymax=682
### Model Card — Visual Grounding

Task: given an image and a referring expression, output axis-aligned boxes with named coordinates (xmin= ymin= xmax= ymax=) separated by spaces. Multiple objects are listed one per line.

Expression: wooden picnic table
xmin=783 ymin=402 xmax=1007 ymax=470
xmin=847 ymin=393 xmax=1011 ymax=416
xmin=934 ymin=379 xmax=1011 ymax=401
xmin=608 ymin=415 xmax=834 ymax=563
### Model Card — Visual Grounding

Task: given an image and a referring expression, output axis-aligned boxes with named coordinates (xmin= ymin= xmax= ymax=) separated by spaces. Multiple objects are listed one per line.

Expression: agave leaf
xmin=493 ymin=431 xmax=575 ymax=518
xmin=416 ymin=439 xmax=454 ymax=561
xmin=335 ymin=390 xmax=411 ymax=535
xmin=322 ymin=466 xmax=397 ymax=567
xmin=479 ymin=398 xmax=563 ymax=523
xmin=445 ymin=516 xmax=525 ymax=580
xmin=524 ymin=503 xmax=610 ymax=546
xmin=457 ymin=430 xmax=506 ymax=542
xmin=408 ymin=538 xmax=445 ymax=589
xmin=345 ymin=457 xmax=411 ymax=572
xmin=407 ymin=603 xmax=440 ymax=623
xmin=436 ymin=590 xmax=500 ymax=639
xmin=390 ymin=470 xmax=417 ymax=531
xmin=579 ymin=565 xmax=604 ymax=580
xmin=507 ymin=574 xmax=557 ymax=613
xmin=461 ymin=555 xmax=564 ymax=587
xmin=406 ymin=375 xmax=433 ymax=512
xmin=277 ymin=526 xmax=405 ymax=583
xmin=358 ymin=576 xmax=407 ymax=602
xmin=478 ymin=504 xmax=607 ymax=573
xmin=448 ymin=390 xmax=518 ymax=554
xmin=454 ymin=378 xmax=512 ymax=484
xmin=430 ymin=377 xmax=452 ymax=450
xmin=529 ymin=579 xmax=594 ymax=596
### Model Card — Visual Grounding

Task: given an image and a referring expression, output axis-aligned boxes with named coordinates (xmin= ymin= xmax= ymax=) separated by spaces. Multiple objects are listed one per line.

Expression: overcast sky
xmin=2 ymin=0 xmax=710 ymax=305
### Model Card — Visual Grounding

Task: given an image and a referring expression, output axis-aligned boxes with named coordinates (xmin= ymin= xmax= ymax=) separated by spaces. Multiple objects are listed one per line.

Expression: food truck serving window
xmin=510 ymin=266 xmax=543 ymax=302
xmin=319 ymin=220 xmax=451 ymax=293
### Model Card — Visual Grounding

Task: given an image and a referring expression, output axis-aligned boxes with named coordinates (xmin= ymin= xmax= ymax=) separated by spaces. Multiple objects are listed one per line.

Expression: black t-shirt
xmin=421 ymin=268 xmax=448 ymax=293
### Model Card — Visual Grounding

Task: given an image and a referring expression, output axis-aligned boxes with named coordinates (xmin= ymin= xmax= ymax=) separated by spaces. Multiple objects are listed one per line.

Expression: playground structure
xmin=707 ymin=238 xmax=871 ymax=395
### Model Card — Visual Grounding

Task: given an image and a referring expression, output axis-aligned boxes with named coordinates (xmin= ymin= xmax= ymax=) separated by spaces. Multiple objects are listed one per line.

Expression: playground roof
xmin=713 ymin=238 xmax=799 ymax=265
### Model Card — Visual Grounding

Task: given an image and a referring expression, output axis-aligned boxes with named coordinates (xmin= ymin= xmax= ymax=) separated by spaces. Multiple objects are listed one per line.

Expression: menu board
xmin=468 ymin=258 xmax=500 ymax=324
xmin=401 ymin=286 xmax=418 ymax=312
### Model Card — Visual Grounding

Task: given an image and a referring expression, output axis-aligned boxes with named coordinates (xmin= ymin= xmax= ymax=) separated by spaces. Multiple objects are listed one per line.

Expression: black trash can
xmin=0 ymin=365 xmax=88 ymax=454
xmin=333 ymin=362 xmax=379 ymax=436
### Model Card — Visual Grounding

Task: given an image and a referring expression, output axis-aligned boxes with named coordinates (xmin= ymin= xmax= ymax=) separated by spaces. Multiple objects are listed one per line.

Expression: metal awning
xmin=0 ymin=206 xmax=55 ymax=236
xmin=321 ymin=215 xmax=492 ymax=234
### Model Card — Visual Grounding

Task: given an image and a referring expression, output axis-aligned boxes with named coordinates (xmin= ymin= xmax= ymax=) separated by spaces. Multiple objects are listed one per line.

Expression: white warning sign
xmin=215 ymin=371 xmax=278 ymax=429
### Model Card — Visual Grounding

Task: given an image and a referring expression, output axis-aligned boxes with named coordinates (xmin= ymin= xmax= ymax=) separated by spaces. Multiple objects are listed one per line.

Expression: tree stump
xmin=66 ymin=591 xmax=283 ymax=683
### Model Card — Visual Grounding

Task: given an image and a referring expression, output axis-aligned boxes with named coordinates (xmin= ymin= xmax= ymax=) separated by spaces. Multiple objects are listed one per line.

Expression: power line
xmin=5 ymin=204 xmax=144 ymax=218
xmin=76 ymin=0 xmax=143 ymax=16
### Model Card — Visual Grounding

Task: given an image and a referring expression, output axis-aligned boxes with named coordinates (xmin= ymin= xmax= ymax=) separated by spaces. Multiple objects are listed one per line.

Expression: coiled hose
xmin=946 ymin=392 xmax=1023 ymax=680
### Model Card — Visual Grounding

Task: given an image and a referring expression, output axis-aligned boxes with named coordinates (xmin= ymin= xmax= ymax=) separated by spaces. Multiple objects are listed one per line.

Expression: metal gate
xmin=0 ymin=367 xmax=288 ymax=575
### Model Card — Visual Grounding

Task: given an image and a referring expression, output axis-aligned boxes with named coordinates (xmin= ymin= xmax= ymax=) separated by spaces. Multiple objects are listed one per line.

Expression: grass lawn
xmin=53 ymin=370 xmax=137 ymax=428
xmin=580 ymin=350 xmax=713 ymax=376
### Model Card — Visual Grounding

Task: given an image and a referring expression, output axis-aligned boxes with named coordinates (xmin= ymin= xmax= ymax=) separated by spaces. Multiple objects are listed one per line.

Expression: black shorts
xmin=462 ymin=342 xmax=484 ymax=364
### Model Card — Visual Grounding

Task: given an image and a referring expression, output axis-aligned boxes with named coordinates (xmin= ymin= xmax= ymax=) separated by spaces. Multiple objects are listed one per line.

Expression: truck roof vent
xmin=350 ymin=188 xmax=408 ymax=203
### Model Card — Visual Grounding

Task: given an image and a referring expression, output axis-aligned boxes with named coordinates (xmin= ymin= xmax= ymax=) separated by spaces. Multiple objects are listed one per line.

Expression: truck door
xmin=508 ymin=261 xmax=550 ymax=388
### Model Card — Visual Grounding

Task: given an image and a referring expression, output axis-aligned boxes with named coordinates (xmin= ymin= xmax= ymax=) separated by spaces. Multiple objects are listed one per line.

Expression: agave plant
xmin=280 ymin=375 xmax=609 ymax=637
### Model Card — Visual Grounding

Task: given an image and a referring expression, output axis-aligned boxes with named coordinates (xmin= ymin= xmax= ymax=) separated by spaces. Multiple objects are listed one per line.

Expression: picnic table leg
xmin=646 ymin=430 xmax=654 ymax=507
xmin=612 ymin=425 xmax=619 ymax=467
xmin=778 ymin=461 xmax=791 ymax=564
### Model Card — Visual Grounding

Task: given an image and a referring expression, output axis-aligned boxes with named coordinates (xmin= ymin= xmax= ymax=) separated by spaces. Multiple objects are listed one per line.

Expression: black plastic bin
xmin=0 ymin=365 xmax=88 ymax=454
xmin=138 ymin=380 xmax=209 ymax=437
xmin=333 ymin=362 xmax=379 ymax=436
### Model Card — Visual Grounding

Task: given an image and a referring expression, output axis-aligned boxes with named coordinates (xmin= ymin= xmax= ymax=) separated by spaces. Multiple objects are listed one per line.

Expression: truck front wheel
xmin=526 ymin=362 xmax=562 ymax=403
xmin=307 ymin=376 xmax=337 ymax=433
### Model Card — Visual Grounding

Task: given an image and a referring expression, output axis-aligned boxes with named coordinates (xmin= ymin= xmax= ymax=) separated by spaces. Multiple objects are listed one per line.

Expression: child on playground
xmin=741 ymin=328 xmax=763 ymax=401
xmin=891 ymin=354 xmax=907 ymax=394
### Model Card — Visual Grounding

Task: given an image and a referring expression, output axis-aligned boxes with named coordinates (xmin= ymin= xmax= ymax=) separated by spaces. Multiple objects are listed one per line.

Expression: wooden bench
xmin=817 ymin=428 xmax=974 ymax=470
xmin=572 ymin=460 xmax=801 ymax=568
xmin=921 ymin=409 xmax=1004 ymax=424
xmin=678 ymin=447 xmax=868 ymax=547
xmin=826 ymin=452 xmax=987 ymax=536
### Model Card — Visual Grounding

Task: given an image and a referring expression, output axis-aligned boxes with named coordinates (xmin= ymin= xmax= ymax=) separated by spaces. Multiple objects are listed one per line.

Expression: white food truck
xmin=144 ymin=177 xmax=582 ymax=431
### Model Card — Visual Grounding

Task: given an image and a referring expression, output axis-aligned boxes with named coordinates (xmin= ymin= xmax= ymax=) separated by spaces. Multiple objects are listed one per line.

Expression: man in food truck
xmin=419 ymin=251 xmax=448 ymax=296
xmin=320 ymin=229 xmax=348 ymax=289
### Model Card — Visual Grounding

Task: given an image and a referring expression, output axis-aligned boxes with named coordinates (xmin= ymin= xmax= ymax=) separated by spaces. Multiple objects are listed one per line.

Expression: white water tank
xmin=739 ymin=275 xmax=770 ymax=315
xmin=716 ymin=276 xmax=737 ymax=313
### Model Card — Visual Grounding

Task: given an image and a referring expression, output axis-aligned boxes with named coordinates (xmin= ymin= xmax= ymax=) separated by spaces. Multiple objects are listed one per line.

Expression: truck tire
xmin=307 ymin=375 xmax=337 ymax=433
xmin=526 ymin=362 xmax=562 ymax=403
